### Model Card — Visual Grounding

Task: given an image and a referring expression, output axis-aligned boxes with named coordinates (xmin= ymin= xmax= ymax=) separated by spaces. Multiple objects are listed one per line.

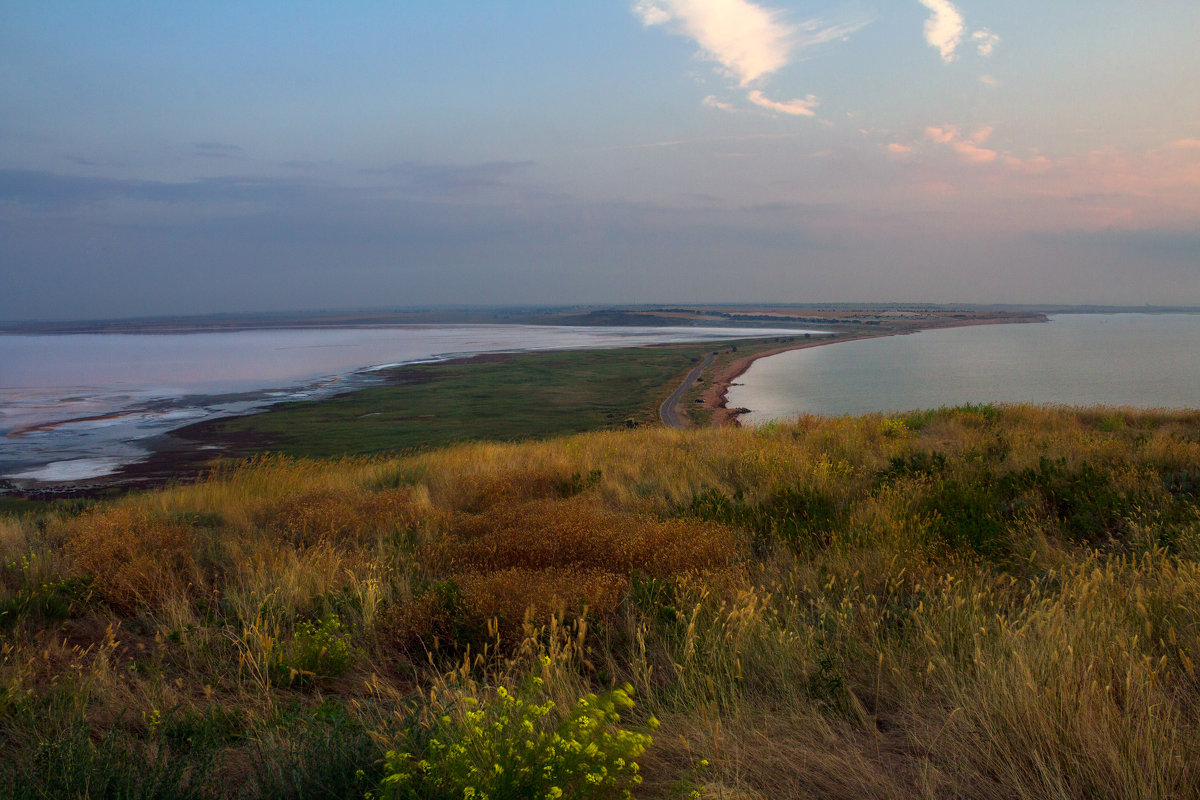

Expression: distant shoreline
xmin=0 ymin=310 xmax=1049 ymax=498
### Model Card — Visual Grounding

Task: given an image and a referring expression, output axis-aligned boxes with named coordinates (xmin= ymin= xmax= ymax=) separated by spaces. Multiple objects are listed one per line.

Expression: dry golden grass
xmin=257 ymin=486 xmax=426 ymax=547
xmin=428 ymin=496 xmax=738 ymax=576
xmin=5 ymin=405 xmax=1200 ymax=798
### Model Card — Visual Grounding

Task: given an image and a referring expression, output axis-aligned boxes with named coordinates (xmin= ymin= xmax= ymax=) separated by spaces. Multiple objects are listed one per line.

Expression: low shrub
xmin=1002 ymin=457 xmax=1150 ymax=544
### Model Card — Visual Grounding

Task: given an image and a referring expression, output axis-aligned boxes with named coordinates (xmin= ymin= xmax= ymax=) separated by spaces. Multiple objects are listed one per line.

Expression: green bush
xmin=1002 ymin=457 xmax=1146 ymax=544
xmin=271 ymin=613 xmax=360 ymax=686
xmin=687 ymin=485 xmax=839 ymax=554
xmin=378 ymin=676 xmax=654 ymax=800
xmin=923 ymin=478 xmax=1008 ymax=556
xmin=0 ymin=575 xmax=91 ymax=632
xmin=0 ymin=712 xmax=216 ymax=800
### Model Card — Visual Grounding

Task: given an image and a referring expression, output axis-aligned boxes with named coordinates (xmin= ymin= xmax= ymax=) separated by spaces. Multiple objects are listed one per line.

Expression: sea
xmin=727 ymin=314 xmax=1200 ymax=424
xmin=0 ymin=324 xmax=816 ymax=484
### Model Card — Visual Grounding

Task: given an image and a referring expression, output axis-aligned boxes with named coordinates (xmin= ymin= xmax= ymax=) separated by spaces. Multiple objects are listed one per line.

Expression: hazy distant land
xmin=0 ymin=302 xmax=1058 ymax=334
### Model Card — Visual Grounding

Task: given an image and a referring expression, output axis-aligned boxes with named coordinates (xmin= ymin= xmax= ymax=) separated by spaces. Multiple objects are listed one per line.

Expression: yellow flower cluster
xmin=379 ymin=678 xmax=652 ymax=799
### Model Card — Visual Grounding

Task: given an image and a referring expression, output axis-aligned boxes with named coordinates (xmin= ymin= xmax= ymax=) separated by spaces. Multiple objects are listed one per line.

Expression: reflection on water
xmin=1 ymin=324 xmax=819 ymax=482
xmin=729 ymin=314 xmax=1200 ymax=424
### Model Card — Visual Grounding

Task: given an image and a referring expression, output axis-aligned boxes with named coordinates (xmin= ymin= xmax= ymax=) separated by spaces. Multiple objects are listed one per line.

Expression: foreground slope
xmin=3 ymin=405 xmax=1200 ymax=798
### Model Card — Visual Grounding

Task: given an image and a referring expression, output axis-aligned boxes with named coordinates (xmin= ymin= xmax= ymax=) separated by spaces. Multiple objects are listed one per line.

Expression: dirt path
xmin=659 ymin=351 xmax=715 ymax=429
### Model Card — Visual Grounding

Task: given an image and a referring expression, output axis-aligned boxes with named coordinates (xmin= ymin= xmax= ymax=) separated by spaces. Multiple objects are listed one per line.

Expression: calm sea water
xmin=728 ymin=314 xmax=1200 ymax=424
xmin=0 ymin=324 xmax=819 ymax=483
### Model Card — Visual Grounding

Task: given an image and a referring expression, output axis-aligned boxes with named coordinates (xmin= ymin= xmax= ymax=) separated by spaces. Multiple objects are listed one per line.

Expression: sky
xmin=1 ymin=0 xmax=1199 ymax=320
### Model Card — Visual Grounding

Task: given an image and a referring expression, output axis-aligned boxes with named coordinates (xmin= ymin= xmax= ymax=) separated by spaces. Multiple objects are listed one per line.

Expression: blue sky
xmin=2 ymin=1 xmax=1198 ymax=319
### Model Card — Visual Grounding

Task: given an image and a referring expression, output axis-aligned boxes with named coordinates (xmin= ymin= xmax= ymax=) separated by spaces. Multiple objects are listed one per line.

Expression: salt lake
xmin=728 ymin=314 xmax=1200 ymax=424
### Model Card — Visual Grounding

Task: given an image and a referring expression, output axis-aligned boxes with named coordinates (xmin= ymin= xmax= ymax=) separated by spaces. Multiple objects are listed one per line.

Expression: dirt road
xmin=659 ymin=351 xmax=715 ymax=429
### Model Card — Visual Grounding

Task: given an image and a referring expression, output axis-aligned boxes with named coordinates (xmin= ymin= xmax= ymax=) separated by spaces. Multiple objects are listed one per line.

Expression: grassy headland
xmin=177 ymin=338 xmax=807 ymax=461
xmin=4 ymin=405 xmax=1200 ymax=798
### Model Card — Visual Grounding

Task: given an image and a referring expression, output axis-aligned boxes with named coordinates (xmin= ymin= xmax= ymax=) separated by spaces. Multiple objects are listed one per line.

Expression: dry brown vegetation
xmin=3 ymin=405 xmax=1200 ymax=798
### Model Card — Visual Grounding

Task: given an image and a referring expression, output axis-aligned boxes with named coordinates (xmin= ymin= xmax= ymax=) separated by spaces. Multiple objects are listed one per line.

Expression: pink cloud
xmin=954 ymin=141 xmax=997 ymax=163
xmin=884 ymin=128 xmax=1200 ymax=234
xmin=969 ymin=126 xmax=994 ymax=144
xmin=925 ymin=125 xmax=957 ymax=144
xmin=925 ymin=125 xmax=997 ymax=163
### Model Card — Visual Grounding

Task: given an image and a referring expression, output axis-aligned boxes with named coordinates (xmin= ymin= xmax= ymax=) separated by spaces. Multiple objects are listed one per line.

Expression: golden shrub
xmin=455 ymin=567 xmax=629 ymax=629
xmin=443 ymin=466 xmax=584 ymax=512
xmin=426 ymin=496 xmax=739 ymax=578
xmin=379 ymin=590 xmax=454 ymax=649
xmin=258 ymin=487 xmax=428 ymax=546
xmin=64 ymin=507 xmax=201 ymax=612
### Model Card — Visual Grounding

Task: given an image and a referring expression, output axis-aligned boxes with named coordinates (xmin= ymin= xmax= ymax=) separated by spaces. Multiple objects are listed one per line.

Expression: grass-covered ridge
xmin=3 ymin=405 xmax=1200 ymax=798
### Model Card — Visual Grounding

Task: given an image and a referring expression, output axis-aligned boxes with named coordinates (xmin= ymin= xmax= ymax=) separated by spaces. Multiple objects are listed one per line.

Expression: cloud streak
xmin=193 ymin=142 xmax=244 ymax=159
xmin=363 ymin=161 xmax=534 ymax=192
xmin=747 ymin=89 xmax=817 ymax=117
xmin=0 ymin=170 xmax=320 ymax=211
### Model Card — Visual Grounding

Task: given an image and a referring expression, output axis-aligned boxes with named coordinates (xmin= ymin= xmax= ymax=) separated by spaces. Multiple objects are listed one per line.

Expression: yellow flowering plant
xmin=378 ymin=677 xmax=655 ymax=800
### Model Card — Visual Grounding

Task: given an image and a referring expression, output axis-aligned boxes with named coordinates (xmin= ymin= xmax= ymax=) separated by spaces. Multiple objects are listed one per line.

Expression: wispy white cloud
xmin=634 ymin=1 xmax=672 ymax=26
xmin=794 ymin=16 xmax=875 ymax=49
xmin=747 ymin=89 xmax=818 ymax=117
xmin=972 ymin=29 xmax=999 ymax=57
xmin=918 ymin=2 xmax=998 ymax=66
xmin=702 ymin=94 xmax=737 ymax=112
xmin=634 ymin=0 xmax=794 ymax=86
xmin=634 ymin=0 xmax=871 ymax=118
xmin=980 ymin=74 xmax=1000 ymax=88
xmin=918 ymin=0 xmax=965 ymax=63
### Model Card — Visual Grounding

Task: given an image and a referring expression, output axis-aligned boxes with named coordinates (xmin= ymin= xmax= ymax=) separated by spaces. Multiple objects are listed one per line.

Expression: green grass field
xmin=194 ymin=338 xmax=806 ymax=458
